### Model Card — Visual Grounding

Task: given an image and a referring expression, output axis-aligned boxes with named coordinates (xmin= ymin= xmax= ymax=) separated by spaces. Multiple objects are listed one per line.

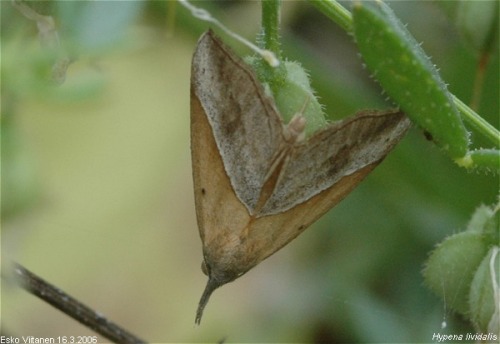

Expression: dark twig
xmin=12 ymin=262 xmax=147 ymax=344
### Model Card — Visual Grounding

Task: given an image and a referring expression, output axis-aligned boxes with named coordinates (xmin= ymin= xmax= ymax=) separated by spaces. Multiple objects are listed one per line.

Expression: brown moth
xmin=191 ymin=30 xmax=411 ymax=324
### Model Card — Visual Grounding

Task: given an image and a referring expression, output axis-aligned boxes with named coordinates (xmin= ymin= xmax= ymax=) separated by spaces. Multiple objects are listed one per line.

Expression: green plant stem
xmin=311 ymin=0 xmax=500 ymax=150
xmin=259 ymin=0 xmax=287 ymax=92
xmin=453 ymin=95 xmax=500 ymax=148
xmin=309 ymin=0 xmax=352 ymax=32
xmin=261 ymin=0 xmax=282 ymax=59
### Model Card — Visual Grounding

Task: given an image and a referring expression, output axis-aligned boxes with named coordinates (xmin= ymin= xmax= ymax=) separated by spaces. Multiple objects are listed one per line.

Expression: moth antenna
xmin=195 ymin=277 xmax=220 ymax=325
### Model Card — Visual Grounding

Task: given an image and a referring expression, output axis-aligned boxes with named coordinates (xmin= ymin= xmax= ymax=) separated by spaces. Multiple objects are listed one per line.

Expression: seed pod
xmin=353 ymin=0 xmax=469 ymax=158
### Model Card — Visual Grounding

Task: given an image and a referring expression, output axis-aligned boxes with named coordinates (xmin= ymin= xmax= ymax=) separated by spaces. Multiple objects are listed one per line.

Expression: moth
xmin=191 ymin=30 xmax=411 ymax=324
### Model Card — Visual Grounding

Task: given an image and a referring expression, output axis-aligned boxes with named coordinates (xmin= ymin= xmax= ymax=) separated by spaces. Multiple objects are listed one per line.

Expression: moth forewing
xmin=191 ymin=30 xmax=284 ymax=215
xmin=259 ymin=110 xmax=410 ymax=215
xmin=246 ymin=163 xmax=380 ymax=260
xmin=191 ymin=81 xmax=254 ymax=324
xmin=247 ymin=112 xmax=411 ymax=257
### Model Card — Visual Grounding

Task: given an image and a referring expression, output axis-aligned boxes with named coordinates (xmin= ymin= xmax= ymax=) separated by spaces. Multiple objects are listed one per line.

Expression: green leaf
xmin=248 ymin=58 xmax=326 ymax=135
xmin=424 ymin=202 xmax=499 ymax=320
xmin=272 ymin=61 xmax=326 ymax=135
xmin=469 ymin=247 xmax=499 ymax=333
xmin=423 ymin=231 xmax=489 ymax=315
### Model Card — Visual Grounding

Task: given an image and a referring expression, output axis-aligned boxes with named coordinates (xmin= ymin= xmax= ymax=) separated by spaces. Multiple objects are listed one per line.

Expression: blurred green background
xmin=1 ymin=1 xmax=498 ymax=343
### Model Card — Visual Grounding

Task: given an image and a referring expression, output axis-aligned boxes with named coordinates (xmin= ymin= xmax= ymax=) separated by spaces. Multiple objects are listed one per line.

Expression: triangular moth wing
xmin=259 ymin=110 xmax=411 ymax=216
xmin=191 ymin=30 xmax=285 ymax=214
xmin=191 ymin=78 xmax=250 ymax=260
